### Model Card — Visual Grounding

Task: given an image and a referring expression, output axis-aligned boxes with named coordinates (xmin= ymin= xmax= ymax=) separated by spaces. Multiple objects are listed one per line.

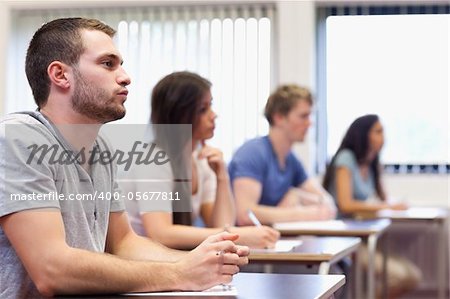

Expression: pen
xmin=247 ymin=209 xmax=262 ymax=227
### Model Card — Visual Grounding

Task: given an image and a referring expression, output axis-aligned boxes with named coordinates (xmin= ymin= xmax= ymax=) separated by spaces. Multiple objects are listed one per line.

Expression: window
xmin=316 ymin=5 xmax=450 ymax=173
xmin=6 ymin=4 xmax=275 ymax=161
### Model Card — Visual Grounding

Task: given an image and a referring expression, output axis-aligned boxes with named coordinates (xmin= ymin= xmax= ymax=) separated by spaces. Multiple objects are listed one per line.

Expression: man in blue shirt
xmin=229 ymin=84 xmax=336 ymax=225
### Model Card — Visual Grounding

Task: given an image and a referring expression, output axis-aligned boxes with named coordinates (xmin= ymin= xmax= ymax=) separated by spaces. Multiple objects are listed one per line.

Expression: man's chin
xmin=101 ymin=108 xmax=126 ymax=124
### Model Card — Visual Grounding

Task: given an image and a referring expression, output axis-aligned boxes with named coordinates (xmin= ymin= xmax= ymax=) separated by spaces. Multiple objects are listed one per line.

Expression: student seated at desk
xmin=323 ymin=114 xmax=407 ymax=218
xmin=228 ymin=84 xmax=349 ymax=297
xmin=229 ymin=84 xmax=336 ymax=225
xmin=323 ymin=114 xmax=421 ymax=298
xmin=0 ymin=19 xmax=248 ymax=297
xmin=122 ymin=71 xmax=279 ymax=250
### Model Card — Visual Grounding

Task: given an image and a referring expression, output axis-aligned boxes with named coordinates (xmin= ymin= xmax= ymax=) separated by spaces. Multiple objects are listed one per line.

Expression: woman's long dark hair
xmin=151 ymin=71 xmax=212 ymax=225
xmin=322 ymin=114 xmax=385 ymax=200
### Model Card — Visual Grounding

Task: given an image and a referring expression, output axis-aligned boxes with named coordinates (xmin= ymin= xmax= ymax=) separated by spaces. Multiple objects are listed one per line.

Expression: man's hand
xmin=230 ymin=226 xmax=280 ymax=249
xmin=235 ymin=244 xmax=250 ymax=264
xmin=278 ymin=188 xmax=300 ymax=207
xmin=313 ymin=203 xmax=336 ymax=220
xmin=292 ymin=203 xmax=336 ymax=221
xmin=175 ymin=232 xmax=248 ymax=290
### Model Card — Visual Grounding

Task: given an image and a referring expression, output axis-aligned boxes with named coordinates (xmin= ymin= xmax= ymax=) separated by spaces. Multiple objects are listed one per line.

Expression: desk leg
xmin=318 ymin=262 xmax=330 ymax=274
xmin=263 ymin=264 xmax=273 ymax=273
xmin=367 ymin=234 xmax=378 ymax=299
xmin=437 ymin=218 xmax=448 ymax=299
xmin=381 ymin=233 xmax=388 ymax=299
xmin=355 ymin=245 xmax=363 ymax=299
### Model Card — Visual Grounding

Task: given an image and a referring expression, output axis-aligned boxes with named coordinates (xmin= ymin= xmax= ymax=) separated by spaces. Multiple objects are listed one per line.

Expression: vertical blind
xmin=7 ymin=4 xmax=276 ymax=161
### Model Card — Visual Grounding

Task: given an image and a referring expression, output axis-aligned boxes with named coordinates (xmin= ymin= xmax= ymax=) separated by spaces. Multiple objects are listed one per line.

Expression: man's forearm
xmin=40 ymin=247 xmax=184 ymax=296
xmin=111 ymin=233 xmax=185 ymax=262
xmin=245 ymin=204 xmax=302 ymax=225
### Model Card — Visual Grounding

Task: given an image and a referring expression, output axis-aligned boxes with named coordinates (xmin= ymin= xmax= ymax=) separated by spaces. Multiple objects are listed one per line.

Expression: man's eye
xmin=103 ymin=61 xmax=113 ymax=67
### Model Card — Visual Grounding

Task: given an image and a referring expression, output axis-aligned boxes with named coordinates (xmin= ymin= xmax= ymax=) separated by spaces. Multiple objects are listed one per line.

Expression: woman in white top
xmin=125 ymin=71 xmax=279 ymax=249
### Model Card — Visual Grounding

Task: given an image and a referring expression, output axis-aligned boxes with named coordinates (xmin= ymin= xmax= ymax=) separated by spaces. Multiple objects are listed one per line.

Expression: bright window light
xmin=327 ymin=14 xmax=449 ymax=164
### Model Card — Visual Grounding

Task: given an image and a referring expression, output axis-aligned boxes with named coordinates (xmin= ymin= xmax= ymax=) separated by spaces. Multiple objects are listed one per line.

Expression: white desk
xmin=274 ymin=219 xmax=391 ymax=299
xmin=249 ymin=236 xmax=361 ymax=275
xmin=81 ymin=273 xmax=346 ymax=299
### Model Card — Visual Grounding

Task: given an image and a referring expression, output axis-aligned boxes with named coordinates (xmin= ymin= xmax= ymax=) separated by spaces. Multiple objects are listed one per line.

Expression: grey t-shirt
xmin=0 ymin=112 xmax=125 ymax=298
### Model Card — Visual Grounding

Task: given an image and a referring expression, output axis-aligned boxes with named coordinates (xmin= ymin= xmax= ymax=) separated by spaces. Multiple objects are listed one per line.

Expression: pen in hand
xmin=247 ymin=209 xmax=262 ymax=227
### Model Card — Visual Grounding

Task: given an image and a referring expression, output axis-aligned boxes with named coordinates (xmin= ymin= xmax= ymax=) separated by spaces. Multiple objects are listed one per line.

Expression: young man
xmin=0 ymin=18 xmax=248 ymax=298
xmin=229 ymin=84 xmax=336 ymax=225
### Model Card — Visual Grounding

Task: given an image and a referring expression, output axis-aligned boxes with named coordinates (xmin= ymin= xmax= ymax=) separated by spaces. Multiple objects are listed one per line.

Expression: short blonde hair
xmin=264 ymin=84 xmax=313 ymax=126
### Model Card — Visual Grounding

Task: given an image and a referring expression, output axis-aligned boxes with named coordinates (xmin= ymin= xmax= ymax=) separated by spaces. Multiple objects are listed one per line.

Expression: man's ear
xmin=47 ymin=61 xmax=72 ymax=89
xmin=272 ymin=112 xmax=286 ymax=126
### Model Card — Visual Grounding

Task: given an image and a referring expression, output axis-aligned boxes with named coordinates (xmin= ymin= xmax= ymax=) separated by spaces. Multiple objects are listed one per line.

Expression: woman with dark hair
xmin=323 ymin=114 xmax=406 ymax=217
xmin=323 ymin=115 xmax=421 ymax=298
xmin=124 ymin=71 xmax=279 ymax=250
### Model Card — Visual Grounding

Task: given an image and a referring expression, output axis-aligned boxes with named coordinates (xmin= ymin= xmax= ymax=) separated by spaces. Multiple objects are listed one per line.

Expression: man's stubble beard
xmin=71 ymin=69 xmax=126 ymax=123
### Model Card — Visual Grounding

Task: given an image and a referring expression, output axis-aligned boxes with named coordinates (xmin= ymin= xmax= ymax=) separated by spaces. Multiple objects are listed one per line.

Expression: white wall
xmin=1 ymin=0 xmax=448 ymax=207
xmin=276 ymin=1 xmax=316 ymax=175
xmin=383 ymin=174 xmax=450 ymax=206
xmin=0 ymin=1 xmax=9 ymax=116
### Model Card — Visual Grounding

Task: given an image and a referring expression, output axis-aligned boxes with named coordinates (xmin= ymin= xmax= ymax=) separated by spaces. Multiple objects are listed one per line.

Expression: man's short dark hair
xmin=25 ymin=17 xmax=116 ymax=108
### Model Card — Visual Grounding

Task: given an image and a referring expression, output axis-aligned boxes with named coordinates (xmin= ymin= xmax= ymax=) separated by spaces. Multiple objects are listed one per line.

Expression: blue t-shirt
xmin=329 ymin=149 xmax=375 ymax=202
xmin=229 ymin=136 xmax=308 ymax=206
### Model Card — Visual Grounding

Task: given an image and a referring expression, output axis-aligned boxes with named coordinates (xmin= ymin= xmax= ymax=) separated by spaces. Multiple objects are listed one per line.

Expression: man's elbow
xmin=35 ymin=279 xmax=57 ymax=297
xmin=34 ymin=263 xmax=62 ymax=297
xmin=33 ymin=248 xmax=72 ymax=297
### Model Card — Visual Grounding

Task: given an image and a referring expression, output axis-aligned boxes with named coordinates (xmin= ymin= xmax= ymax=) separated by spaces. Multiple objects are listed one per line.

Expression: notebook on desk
xmin=251 ymin=240 xmax=303 ymax=253
xmin=377 ymin=207 xmax=447 ymax=219
xmin=273 ymin=220 xmax=347 ymax=231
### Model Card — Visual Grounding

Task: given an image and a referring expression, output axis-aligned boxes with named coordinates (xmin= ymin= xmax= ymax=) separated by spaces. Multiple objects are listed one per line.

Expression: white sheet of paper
xmin=378 ymin=207 xmax=445 ymax=219
xmin=273 ymin=220 xmax=347 ymax=231
xmin=122 ymin=284 xmax=237 ymax=296
xmin=252 ymin=240 xmax=303 ymax=253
